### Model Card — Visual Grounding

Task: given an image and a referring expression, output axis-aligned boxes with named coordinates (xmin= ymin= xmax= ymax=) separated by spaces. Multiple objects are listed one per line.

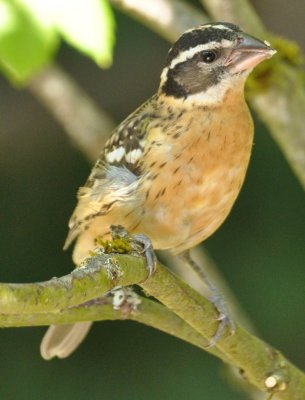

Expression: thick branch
xmin=0 ymin=250 xmax=305 ymax=398
xmin=0 ymin=295 xmax=227 ymax=360
xmin=0 ymin=253 xmax=147 ymax=314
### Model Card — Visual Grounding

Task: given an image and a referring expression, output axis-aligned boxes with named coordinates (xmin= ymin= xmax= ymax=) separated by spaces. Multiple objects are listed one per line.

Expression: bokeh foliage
xmin=0 ymin=0 xmax=115 ymax=83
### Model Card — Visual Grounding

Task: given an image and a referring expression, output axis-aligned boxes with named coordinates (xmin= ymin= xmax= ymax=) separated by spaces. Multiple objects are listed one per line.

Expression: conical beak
xmin=225 ymin=33 xmax=276 ymax=73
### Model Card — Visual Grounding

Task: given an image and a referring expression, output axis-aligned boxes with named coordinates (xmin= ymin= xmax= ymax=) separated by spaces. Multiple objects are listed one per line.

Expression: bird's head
xmin=159 ymin=22 xmax=276 ymax=105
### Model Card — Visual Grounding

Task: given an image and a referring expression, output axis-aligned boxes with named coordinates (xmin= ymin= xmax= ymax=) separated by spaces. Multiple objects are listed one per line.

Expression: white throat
xmin=172 ymin=72 xmax=248 ymax=108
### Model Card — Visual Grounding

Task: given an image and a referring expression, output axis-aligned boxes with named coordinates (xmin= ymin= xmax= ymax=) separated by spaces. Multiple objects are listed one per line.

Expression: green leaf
xmin=0 ymin=0 xmax=58 ymax=83
xmin=0 ymin=0 xmax=115 ymax=84
xmin=54 ymin=0 xmax=115 ymax=67
xmin=23 ymin=0 xmax=116 ymax=68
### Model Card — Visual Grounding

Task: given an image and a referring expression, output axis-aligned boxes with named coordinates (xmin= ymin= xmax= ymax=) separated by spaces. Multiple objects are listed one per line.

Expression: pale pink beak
xmin=225 ymin=33 xmax=276 ymax=73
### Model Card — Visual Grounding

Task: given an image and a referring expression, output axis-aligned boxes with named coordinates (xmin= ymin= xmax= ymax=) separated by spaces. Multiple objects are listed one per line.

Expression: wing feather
xmin=64 ymin=95 xmax=159 ymax=248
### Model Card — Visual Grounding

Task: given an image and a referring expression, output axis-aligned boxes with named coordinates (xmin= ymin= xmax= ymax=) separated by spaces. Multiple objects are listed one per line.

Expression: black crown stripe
xmin=166 ymin=23 xmax=241 ymax=66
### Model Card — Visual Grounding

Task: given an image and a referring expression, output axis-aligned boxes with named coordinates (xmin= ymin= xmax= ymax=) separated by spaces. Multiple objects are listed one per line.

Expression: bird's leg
xmin=131 ymin=233 xmax=157 ymax=276
xmin=180 ymin=250 xmax=235 ymax=346
xmin=110 ymin=225 xmax=157 ymax=277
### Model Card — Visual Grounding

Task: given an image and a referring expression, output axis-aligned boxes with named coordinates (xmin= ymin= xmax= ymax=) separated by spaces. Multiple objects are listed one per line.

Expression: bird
xmin=40 ymin=22 xmax=276 ymax=360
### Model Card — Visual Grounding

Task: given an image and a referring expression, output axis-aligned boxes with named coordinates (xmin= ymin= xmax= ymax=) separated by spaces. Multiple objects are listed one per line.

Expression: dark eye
xmin=200 ymin=50 xmax=217 ymax=63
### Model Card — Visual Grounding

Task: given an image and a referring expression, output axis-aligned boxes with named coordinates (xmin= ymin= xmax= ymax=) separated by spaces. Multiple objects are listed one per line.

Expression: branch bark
xmin=0 ymin=293 xmax=226 ymax=358
xmin=110 ymin=0 xmax=208 ymax=42
xmin=1 ymin=250 xmax=305 ymax=399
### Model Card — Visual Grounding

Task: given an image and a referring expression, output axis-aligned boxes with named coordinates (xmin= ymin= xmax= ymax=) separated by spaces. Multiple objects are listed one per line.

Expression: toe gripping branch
xmin=100 ymin=227 xmax=232 ymax=346
xmin=180 ymin=251 xmax=235 ymax=346
xmin=109 ymin=225 xmax=157 ymax=278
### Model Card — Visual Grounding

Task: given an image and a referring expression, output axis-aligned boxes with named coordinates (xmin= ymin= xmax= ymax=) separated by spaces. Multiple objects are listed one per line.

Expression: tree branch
xmin=1 ymin=249 xmax=305 ymax=398
xmin=0 ymin=294 xmax=228 ymax=360
xmin=200 ymin=0 xmax=265 ymax=36
xmin=28 ymin=64 xmax=115 ymax=161
xmin=0 ymin=253 xmax=147 ymax=315
xmin=110 ymin=0 xmax=208 ymax=42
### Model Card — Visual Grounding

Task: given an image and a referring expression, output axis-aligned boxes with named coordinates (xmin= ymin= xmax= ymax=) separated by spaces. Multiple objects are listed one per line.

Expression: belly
xmin=136 ymin=160 xmax=249 ymax=252
xmin=136 ymin=113 xmax=254 ymax=252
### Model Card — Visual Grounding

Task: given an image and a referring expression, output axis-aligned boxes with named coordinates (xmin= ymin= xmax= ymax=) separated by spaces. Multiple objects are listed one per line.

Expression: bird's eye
xmin=200 ymin=51 xmax=217 ymax=63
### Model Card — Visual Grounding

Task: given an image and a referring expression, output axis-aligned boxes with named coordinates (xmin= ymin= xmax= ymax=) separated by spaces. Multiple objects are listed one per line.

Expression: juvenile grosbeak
xmin=40 ymin=22 xmax=276 ymax=360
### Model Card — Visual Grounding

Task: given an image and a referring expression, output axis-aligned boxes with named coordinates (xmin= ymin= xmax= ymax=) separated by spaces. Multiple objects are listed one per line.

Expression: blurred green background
xmin=0 ymin=2 xmax=305 ymax=399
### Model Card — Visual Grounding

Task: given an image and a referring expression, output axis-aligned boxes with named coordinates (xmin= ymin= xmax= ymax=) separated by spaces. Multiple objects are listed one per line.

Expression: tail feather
xmin=40 ymin=322 xmax=93 ymax=360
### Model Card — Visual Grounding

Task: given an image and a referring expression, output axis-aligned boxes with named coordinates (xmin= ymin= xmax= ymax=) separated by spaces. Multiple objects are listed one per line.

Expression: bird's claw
xmin=130 ymin=233 xmax=157 ymax=277
xmin=110 ymin=225 xmax=157 ymax=278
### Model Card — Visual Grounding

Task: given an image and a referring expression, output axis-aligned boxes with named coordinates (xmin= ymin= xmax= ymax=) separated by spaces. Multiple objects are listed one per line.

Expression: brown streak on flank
xmin=102 ymin=200 xmax=116 ymax=212
xmin=145 ymin=188 xmax=151 ymax=199
xmin=161 ymin=187 xmax=167 ymax=196
xmin=194 ymin=136 xmax=202 ymax=146
xmin=124 ymin=207 xmax=140 ymax=219
xmin=159 ymin=162 xmax=167 ymax=168
xmin=187 ymin=156 xmax=194 ymax=164
xmin=173 ymin=178 xmax=183 ymax=188
xmin=149 ymin=161 xmax=157 ymax=168
xmin=130 ymin=219 xmax=141 ymax=231
xmin=222 ymin=135 xmax=227 ymax=150
xmin=155 ymin=189 xmax=162 ymax=200
xmin=173 ymin=166 xmax=181 ymax=174
xmin=173 ymin=132 xmax=182 ymax=139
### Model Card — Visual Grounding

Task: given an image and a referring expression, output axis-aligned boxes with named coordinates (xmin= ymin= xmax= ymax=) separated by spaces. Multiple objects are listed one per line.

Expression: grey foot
xmin=207 ymin=292 xmax=236 ymax=347
xmin=132 ymin=233 xmax=157 ymax=277
xmin=180 ymin=250 xmax=235 ymax=346
xmin=110 ymin=225 xmax=157 ymax=277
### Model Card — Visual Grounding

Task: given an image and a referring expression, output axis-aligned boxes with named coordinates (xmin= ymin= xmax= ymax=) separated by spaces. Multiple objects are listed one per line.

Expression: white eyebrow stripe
xmin=168 ymin=39 xmax=232 ymax=70
xmin=160 ymin=38 xmax=233 ymax=84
